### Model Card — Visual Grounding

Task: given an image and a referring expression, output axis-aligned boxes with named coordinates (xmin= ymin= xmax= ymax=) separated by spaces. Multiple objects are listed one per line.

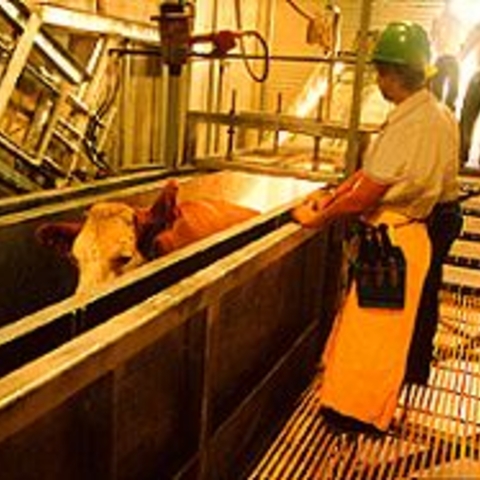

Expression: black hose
xmin=233 ymin=0 xmax=270 ymax=83
xmin=285 ymin=0 xmax=313 ymax=21
xmin=238 ymin=30 xmax=270 ymax=83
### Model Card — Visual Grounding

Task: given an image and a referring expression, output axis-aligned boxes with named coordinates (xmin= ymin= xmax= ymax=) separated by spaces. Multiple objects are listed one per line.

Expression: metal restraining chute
xmin=0 ymin=169 xmax=341 ymax=480
xmin=0 ymin=170 xmax=324 ymax=374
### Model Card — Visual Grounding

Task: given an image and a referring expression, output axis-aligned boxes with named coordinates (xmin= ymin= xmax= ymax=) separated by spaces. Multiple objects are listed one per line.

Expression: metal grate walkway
xmin=248 ymin=202 xmax=480 ymax=479
xmin=248 ymin=294 xmax=480 ymax=479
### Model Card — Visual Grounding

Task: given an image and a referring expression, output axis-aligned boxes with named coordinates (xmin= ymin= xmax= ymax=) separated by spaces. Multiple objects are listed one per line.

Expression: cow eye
xmin=111 ymin=254 xmax=132 ymax=271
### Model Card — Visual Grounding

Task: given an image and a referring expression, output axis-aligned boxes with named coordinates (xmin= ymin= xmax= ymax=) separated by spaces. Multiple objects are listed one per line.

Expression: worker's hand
xmin=305 ymin=189 xmax=333 ymax=210
xmin=291 ymin=192 xmax=330 ymax=228
xmin=291 ymin=203 xmax=321 ymax=228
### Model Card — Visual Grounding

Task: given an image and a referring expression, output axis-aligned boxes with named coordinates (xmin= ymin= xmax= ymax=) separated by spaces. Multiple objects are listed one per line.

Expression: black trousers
xmin=404 ymin=201 xmax=463 ymax=385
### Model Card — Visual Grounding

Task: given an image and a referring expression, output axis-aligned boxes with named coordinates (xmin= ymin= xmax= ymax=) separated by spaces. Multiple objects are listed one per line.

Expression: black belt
xmin=437 ymin=200 xmax=459 ymax=207
xmin=431 ymin=200 xmax=460 ymax=213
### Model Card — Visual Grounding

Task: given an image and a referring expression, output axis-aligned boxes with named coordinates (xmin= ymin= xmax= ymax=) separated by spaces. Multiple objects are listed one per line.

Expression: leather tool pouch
xmin=352 ymin=221 xmax=406 ymax=309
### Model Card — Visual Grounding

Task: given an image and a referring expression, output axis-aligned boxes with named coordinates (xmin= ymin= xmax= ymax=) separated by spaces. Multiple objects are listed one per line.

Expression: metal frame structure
xmin=0 ymin=170 xmax=342 ymax=480
xmin=0 ymin=0 xmax=379 ymax=195
xmin=184 ymin=0 xmax=378 ymax=183
xmin=0 ymin=0 xmax=163 ymax=194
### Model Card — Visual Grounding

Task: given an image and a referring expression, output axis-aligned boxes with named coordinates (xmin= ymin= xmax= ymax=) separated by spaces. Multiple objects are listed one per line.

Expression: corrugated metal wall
xmin=267 ymin=0 xmax=444 ymax=121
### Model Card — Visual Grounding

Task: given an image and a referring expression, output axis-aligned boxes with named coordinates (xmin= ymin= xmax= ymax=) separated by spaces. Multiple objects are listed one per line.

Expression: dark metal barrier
xmin=0 ymin=212 xmax=344 ymax=480
xmin=0 ymin=170 xmax=327 ymax=372
xmin=0 ymin=170 xmax=179 ymax=326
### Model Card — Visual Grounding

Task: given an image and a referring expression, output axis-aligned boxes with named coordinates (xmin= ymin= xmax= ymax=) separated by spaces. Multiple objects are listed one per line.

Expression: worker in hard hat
xmin=292 ymin=21 xmax=462 ymax=433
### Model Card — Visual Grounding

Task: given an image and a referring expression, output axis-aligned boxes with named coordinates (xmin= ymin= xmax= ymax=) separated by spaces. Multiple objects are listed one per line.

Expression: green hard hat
xmin=371 ymin=21 xmax=431 ymax=70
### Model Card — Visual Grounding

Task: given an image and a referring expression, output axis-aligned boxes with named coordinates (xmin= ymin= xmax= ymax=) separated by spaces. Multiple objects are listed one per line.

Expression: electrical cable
xmin=237 ymin=30 xmax=270 ymax=83
xmin=233 ymin=0 xmax=270 ymax=83
xmin=96 ymin=58 xmax=121 ymax=121
xmin=285 ymin=0 xmax=313 ymax=21
xmin=82 ymin=58 xmax=121 ymax=174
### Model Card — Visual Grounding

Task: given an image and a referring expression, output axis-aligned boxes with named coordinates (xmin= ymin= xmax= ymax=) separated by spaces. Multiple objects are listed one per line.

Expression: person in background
xmin=291 ymin=21 xmax=461 ymax=433
xmin=458 ymin=22 xmax=480 ymax=167
xmin=430 ymin=0 xmax=465 ymax=110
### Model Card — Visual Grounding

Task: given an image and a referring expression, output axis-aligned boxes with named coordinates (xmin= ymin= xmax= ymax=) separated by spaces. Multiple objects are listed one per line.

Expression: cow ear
xmin=136 ymin=180 xmax=180 ymax=259
xmin=35 ymin=222 xmax=82 ymax=257
xmin=149 ymin=179 xmax=180 ymax=225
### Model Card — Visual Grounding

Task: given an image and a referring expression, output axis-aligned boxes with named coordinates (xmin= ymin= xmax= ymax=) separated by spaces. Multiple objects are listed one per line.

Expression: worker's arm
xmin=291 ymin=170 xmax=390 ymax=229
xmin=301 ymin=170 xmax=365 ymax=210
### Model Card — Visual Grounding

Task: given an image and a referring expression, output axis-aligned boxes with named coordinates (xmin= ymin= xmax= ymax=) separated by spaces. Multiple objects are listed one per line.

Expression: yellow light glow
xmin=450 ymin=1 xmax=480 ymax=26
xmin=296 ymin=77 xmax=328 ymax=117
xmin=277 ymin=67 xmax=331 ymax=146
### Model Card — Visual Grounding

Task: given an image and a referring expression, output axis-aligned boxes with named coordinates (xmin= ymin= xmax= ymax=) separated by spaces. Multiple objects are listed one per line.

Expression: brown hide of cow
xmin=153 ymin=199 xmax=257 ymax=254
xmin=35 ymin=180 xmax=258 ymax=295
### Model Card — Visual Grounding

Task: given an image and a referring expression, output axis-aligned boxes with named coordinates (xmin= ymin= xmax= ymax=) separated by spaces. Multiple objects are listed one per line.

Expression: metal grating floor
xmin=248 ymin=219 xmax=480 ymax=479
xmin=248 ymin=295 xmax=480 ymax=479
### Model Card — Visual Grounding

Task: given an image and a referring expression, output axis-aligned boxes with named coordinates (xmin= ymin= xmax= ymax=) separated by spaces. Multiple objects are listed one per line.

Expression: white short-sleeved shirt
xmin=363 ymin=89 xmax=460 ymax=220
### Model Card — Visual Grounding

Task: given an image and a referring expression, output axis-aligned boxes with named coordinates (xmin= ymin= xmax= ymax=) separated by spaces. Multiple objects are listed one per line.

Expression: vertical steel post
xmin=164 ymin=73 xmax=182 ymax=169
xmin=119 ymin=42 xmax=133 ymax=169
xmin=214 ymin=60 xmax=225 ymax=153
xmin=344 ymin=0 xmax=372 ymax=177
xmin=159 ymin=0 xmax=193 ymax=170
xmin=205 ymin=0 xmax=219 ymax=156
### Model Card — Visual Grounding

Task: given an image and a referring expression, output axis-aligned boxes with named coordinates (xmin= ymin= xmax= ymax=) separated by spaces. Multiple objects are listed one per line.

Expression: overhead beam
xmin=40 ymin=5 xmax=160 ymax=45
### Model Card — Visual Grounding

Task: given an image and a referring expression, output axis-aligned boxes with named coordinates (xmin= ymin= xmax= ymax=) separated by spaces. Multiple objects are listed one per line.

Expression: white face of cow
xmin=72 ymin=202 xmax=145 ymax=295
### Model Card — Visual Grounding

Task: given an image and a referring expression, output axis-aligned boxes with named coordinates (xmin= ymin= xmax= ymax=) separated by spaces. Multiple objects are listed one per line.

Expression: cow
xmin=36 ymin=180 xmax=258 ymax=295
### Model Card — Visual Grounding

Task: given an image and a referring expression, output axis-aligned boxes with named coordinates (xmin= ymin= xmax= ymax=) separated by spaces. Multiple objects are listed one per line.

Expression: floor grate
xmin=247 ymin=292 xmax=480 ymax=479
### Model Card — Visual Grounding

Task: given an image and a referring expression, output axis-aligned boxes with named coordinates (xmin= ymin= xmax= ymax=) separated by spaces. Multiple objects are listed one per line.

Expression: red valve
xmin=211 ymin=30 xmax=239 ymax=56
xmin=190 ymin=30 xmax=240 ymax=57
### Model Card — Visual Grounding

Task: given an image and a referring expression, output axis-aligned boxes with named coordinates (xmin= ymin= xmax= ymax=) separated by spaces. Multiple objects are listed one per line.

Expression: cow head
xmin=35 ymin=180 xmax=180 ymax=296
xmin=35 ymin=179 xmax=257 ymax=296
xmin=71 ymin=202 xmax=145 ymax=295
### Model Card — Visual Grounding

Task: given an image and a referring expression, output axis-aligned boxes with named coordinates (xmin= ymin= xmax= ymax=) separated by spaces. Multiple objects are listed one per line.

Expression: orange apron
xmin=319 ymin=210 xmax=431 ymax=431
